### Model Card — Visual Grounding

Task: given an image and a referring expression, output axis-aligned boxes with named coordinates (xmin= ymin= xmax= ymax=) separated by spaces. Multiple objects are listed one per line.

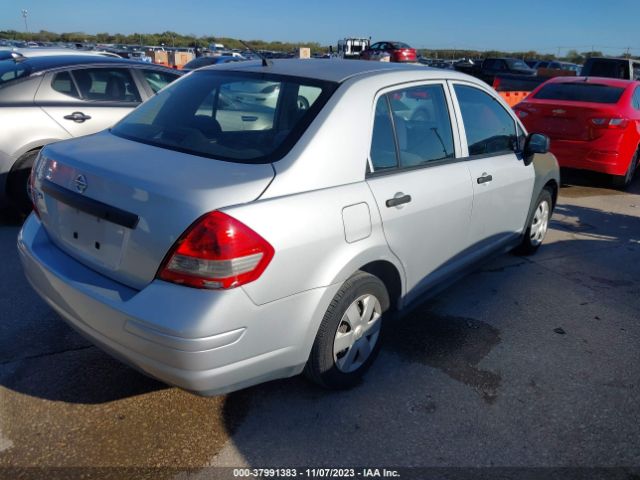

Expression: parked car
xmin=514 ymin=76 xmax=640 ymax=187
xmin=360 ymin=41 xmax=417 ymax=63
xmin=581 ymin=57 xmax=640 ymax=81
xmin=468 ymin=57 xmax=537 ymax=85
xmin=19 ymin=60 xmax=559 ymax=395
xmin=182 ymin=55 xmax=244 ymax=72
xmin=0 ymin=55 xmax=182 ymax=213
xmin=6 ymin=47 xmax=121 ymax=58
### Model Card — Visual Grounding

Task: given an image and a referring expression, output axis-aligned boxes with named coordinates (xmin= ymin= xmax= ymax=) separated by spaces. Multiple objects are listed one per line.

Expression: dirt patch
xmin=384 ymin=311 xmax=502 ymax=403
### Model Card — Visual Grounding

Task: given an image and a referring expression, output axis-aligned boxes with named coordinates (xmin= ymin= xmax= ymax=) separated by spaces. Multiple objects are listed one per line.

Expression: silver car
xmin=18 ymin=60 xmax=559 ymax=395
xmin=0 ymin=55 xmax=181 ymax=212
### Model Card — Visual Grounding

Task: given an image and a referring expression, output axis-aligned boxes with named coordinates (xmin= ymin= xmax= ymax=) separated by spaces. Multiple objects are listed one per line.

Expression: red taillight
xmin=590 ymin=117 xmax=628 ymax=129
xmin=158 ymin=211 xmax=274 ymax=289
xmin=492 ymin=77 xmax=502 ymax=90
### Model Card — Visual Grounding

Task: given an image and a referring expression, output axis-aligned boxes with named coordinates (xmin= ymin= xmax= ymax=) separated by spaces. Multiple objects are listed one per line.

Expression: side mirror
xmin=523 ymin=133 xmax=550 ymax=165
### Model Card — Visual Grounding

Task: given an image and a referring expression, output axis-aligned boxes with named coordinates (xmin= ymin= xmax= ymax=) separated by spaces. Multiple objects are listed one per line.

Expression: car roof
xmin=547 ymin=76 xmax=638 ymax=88
xmin=2 ymin=54 xmax=176 ymax=73
xmin=197 ymin=58 xmax=466 ymax=83
xmin=12 ymin=47 xmax=120 ymax=58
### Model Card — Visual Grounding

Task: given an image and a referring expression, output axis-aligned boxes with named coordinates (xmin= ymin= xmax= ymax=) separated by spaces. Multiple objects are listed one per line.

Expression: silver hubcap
xmin=529 ymin=200 xmax=550 ymax=246
xmin=333 ymin=294 xmax=382 ymax=373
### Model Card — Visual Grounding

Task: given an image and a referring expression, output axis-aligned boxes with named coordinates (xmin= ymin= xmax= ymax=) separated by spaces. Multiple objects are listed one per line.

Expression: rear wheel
xmin=6 ymin=150 xmax=39 ymax=216
xmin=514 ymin=188 xmax=552 ymax=255
xmin=304 ymin=271 xmax=389 ymax=389
xmin=612 ymin=149 xmax=638 ymax=190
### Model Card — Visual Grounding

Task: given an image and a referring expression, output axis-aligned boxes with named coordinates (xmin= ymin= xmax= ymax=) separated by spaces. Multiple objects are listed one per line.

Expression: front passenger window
xmin=454 ymin=84 xmax=517 ymax=156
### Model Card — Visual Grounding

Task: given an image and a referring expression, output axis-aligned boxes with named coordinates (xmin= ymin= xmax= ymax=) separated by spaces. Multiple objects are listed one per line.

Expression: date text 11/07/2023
xmin=232 ymin=468 xmax=401 ymax=478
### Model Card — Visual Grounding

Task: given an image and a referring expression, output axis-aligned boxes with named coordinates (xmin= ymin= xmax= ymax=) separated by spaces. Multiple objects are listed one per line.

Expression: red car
xmin=360 ymin=41 xmax=417 ymax=63
xmin=514 ymin=76 xmax=640 ymax=188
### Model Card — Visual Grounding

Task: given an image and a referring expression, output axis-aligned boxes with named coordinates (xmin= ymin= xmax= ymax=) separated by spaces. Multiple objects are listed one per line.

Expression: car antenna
xmin=239 ymin=40 xmax=272 ymax=67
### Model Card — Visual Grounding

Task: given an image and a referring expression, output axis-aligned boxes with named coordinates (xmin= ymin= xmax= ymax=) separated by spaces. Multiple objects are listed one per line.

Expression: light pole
xmin=21 ymin=9 xmax=29 ymax=34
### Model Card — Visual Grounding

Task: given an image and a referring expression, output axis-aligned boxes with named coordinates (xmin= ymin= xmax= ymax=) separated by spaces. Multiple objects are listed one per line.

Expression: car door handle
xmin=477 ymin=173 xmax=493 ymax=184
xmin=385 ymin=193 xmax=412 ymax=208
xmin=63 ymin=112 xmax=92 ymax=123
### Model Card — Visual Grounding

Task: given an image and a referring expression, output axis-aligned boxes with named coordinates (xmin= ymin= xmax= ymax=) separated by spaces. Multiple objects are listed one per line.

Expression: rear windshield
xmin=533 ymin=83 xmax=625 ymax=104
xmin=391 ymin=42 xmax=411 ymax=49
xmin=112 ymin=70 xmax=338 ymax=164
xmin=0 ymin=59 xmax=31 ymax=87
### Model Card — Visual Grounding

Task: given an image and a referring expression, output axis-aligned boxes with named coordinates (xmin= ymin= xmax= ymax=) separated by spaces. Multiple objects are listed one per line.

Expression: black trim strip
xmin=41 ymin=179 xmax=139 ymax=229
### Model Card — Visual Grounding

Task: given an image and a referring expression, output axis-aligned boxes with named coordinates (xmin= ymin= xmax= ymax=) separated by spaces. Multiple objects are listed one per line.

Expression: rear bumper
xmin=551 ymin=139 xmax=631 ymax=176
xmin=18 ymin=214 xmax=338 ymax=395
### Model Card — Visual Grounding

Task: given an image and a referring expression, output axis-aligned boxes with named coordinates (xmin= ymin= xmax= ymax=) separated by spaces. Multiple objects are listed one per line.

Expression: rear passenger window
xmin=454 ymin=84 xmax=516 ymax=156
xmin=370 ymin=96 xmax=398 ymax=171
xmin=388 ymin=85 xmax=454 ymax=166
xmin=51 ymin=71 xmax=80 ymax=99
xmin=71 ymin=68 xmax=141 ymax=103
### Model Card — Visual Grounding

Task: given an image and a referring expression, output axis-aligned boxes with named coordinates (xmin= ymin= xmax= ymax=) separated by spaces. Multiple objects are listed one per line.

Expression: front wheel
xmin=304 ymin=271 xmax=389 ymax=389
xmin=514 ymin=188 xmax=553 ymax=255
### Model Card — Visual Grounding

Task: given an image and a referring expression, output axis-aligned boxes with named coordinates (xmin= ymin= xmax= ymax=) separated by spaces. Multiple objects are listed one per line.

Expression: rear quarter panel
xmin=225 ymin=182 xmax=405 ymax=307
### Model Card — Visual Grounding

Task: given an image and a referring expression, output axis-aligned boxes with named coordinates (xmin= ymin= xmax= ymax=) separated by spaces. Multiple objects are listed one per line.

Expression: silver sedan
xmin=19 ymin=59 xmax=559 ymax=395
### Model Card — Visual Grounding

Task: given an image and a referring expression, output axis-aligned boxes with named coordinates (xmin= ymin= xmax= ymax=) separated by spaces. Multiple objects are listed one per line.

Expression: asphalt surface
xmin=0 ymin=171 xmax=639 ymax=477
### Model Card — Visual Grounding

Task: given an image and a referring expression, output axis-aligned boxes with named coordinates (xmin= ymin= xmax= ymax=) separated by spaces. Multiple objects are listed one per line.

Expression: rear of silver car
xmin=18 ymin=68 xmax=344 ymax=394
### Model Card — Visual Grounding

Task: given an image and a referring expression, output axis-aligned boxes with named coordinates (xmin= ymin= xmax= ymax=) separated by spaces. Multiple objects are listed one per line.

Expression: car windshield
xmin=111 ymin=70 xmax=337 ymax=164
xmin=534 ymin=83 xmax=625 ymax=104
xmin=0 ymin=59 xmax=31 ymax=87
xmin=391 ymin=42 xmax=411 ymax=49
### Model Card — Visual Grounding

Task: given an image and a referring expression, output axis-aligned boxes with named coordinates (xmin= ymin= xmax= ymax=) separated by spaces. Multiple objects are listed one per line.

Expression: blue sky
xmin=1 ymin=0 xmax=639 ymax=55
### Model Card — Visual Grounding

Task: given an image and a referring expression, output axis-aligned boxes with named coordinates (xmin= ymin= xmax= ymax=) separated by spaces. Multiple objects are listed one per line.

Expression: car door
xmin=36 ymin=66 xmax=143 ymax=137
xmin=449 ymin=81 xmax=535 ymax=255
xmin=366 ymin=82 xmax=474 ymax=305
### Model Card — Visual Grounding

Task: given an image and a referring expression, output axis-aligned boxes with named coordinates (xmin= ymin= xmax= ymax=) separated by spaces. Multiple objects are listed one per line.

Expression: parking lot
xmin=0 ymin=171 xmax=638 ymax=476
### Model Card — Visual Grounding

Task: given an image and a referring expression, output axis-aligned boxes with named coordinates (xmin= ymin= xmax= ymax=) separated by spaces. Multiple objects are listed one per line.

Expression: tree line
xmin=0 ymin=29 xmax=322 ymax=52
xmin=1 ymin=30 xmax=636 ymax=62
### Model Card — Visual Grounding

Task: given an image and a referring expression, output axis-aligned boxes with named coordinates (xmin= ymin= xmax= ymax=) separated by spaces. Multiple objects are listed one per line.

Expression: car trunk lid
xmin=33 ymin=131 xmax=275 ymax=290
xmin=518 ymin=101 xmax=620 ymax=141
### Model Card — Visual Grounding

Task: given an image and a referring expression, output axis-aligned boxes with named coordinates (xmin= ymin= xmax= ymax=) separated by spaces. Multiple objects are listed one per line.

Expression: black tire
xmin=304 ymin=271 xmax=389 ymax=389
xmin=6 ymin=150 xmax=39 ymax=216
xmin=514 ymin=188 xmax=553 ymax=256
xmin=612 ymin=149 xmax=638 ymax=190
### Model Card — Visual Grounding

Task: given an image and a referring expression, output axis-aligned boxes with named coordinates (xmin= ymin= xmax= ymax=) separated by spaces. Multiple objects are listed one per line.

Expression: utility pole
xmin=21 ymin=9 xmax=29 ymax=34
